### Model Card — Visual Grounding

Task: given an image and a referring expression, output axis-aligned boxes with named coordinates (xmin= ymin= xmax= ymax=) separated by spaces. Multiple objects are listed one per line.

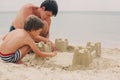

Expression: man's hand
xmin=49 ymin=41 xmax=56 ymax=51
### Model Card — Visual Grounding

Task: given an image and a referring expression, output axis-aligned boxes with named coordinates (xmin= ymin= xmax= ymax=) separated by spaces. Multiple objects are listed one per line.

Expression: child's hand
xmin=51 ymin=51 xmax=57 ymax=57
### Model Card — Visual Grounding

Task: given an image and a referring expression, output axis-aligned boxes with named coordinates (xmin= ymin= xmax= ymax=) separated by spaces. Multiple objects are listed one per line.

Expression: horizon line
xmin=1 ymin=10 xmax=120 ymax=13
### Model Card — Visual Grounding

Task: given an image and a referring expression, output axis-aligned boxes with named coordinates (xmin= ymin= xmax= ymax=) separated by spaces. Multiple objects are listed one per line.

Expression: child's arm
xmin=34 ymin=35 xmax=50 ymax=43
xmin=27 ymin=37 xmax=57 ymax=58
xmin=34 ymin=35 xmax=56 ymax=51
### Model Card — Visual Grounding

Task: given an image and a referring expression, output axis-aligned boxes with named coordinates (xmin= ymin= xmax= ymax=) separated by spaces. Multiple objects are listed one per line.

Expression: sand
xmin=0 ymin=48 xmax=120 ymax=80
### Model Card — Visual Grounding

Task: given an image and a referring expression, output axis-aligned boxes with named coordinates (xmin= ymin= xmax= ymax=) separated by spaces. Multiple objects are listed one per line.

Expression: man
xmin=10 ymin=0 xmax=58 ymax=50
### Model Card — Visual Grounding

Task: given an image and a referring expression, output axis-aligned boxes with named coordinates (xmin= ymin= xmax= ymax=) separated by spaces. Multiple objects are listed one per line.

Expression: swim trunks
xmin=9 ymin=26 xmax=15 ymax=32
xmin=0 ymin=50 xmax=21 ymax=63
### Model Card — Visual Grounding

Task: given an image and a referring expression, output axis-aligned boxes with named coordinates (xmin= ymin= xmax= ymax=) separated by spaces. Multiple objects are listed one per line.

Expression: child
xmin=0 ymin=15 xmax=57 ymax=64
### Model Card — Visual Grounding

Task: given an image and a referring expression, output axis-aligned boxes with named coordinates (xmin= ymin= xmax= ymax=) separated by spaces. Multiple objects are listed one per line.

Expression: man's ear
xmin=41 ymin=6 xmax=45 ymax=11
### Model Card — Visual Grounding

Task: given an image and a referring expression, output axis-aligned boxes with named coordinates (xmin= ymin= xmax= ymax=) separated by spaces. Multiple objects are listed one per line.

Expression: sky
xmin=0 ymin=0 xmax=120 ymax=11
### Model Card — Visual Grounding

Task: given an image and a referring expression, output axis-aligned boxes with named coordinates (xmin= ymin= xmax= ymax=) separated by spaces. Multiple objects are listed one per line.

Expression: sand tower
xmin=55 ymin=38 xmax=68 ymax=52
xmin=36 ymin=41 xmax=52 ymax=52
xmin=86 ymin=42 xmax=101 ymax=58
xmin=32 ymin=41 xmax=52 ymax=63
xmin=72 ymin=47 xmax=92 ymax=66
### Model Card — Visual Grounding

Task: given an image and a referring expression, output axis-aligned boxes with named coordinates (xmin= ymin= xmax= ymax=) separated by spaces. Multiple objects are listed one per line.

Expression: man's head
xmin=24 ymin=15 xmax=44 ymax=32
xmin=40 ymin=0 xmax=58 ymax=17
xmin=39 ymin=0 xmax=58 ymax=20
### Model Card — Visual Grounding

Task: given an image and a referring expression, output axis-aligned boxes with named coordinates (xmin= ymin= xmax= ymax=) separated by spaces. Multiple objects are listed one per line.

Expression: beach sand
xmin=0 ymin=48 xmax=120 ymax=80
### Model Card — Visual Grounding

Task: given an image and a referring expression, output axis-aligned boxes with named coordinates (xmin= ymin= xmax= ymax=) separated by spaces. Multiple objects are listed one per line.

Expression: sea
xmin=0 ymin=11 xmax=120 ymax=48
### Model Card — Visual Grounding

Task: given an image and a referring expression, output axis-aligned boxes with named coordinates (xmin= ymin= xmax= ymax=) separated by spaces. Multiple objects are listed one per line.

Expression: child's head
xmin=24 ymin=15 xmax=44 ymax=31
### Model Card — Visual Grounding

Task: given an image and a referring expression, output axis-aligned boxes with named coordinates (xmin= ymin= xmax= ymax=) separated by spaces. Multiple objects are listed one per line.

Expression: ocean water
xmin=0 ymin=11 xmax=120 ymax=48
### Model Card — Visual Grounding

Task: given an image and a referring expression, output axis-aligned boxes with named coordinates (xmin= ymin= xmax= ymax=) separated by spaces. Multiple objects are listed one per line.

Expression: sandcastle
xmin=72 ymin=42 xmax=101 ymax=66
xmin=36 ymin=41 xmax=52 ymax=52
xmin=31 ymin=41 xmax=52 ymax=63
xmin=55 ymin=38 xmax=68 ymax=52
xmin=72 ymin=47 xmax=92 ymax=66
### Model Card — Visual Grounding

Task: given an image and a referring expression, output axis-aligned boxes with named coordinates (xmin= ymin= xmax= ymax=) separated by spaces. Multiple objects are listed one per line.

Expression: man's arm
xmin=44 ymin=18 xmax=51 ymax=38
xmin=44 ymin=18 xmax=56 ymax=51
xmin=40 ymin=20 xmax=50 ymax=38
xmin=35 ymin=19 xmax=56 ymax=51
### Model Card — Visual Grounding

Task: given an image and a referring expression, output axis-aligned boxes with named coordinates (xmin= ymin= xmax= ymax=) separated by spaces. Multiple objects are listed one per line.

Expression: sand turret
xmin=86 ymin=42 xmax=101 ymax=58
xmin=36 ymin=41 xmax=52 ymax=52
xmin=55 ymin=38 xmax=68 ymax=52
xmin=72 ymin=47 xmax=92 ymax=66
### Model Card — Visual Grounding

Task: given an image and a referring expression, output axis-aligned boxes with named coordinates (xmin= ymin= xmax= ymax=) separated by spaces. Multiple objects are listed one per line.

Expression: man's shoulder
xmin=22 ymin=3 xmax=38 ymax=9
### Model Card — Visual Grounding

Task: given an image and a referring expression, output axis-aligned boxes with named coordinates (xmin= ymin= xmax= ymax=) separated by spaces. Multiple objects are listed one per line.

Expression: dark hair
xmin=24 ymin=15 xmax=44 ymax=31
xmin=40 ymin=0 xmax=58 ymax=16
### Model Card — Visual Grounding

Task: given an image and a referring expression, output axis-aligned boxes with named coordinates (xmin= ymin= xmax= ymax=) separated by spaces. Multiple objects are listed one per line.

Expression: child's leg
xmin=18 ymin=46 xmax=31 ymax=62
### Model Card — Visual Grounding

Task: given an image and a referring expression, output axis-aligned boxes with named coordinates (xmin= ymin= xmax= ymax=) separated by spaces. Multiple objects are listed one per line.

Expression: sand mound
xmin=0 ymin=48 xmax=120 ymax=80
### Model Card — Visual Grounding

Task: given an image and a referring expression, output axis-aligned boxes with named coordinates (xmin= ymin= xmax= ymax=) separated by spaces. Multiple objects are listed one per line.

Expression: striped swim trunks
xmin=0 ymin=50 xmax=21 ymax=63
